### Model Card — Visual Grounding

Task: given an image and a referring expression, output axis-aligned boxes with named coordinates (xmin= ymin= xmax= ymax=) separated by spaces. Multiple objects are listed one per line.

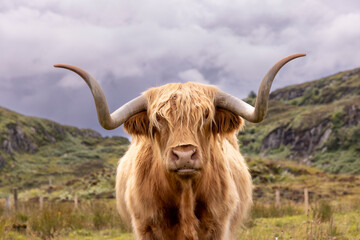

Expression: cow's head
xmin=54 ymin=53 xmax=305 ymax=180
xmin=122 ymin=82 xmax=244 ymax=180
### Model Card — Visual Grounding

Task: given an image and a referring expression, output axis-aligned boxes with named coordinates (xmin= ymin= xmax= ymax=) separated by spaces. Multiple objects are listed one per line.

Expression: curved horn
xmin=215 ymin=53 xmax=305 ymax=123
xmin=54 ymin=64 xmax=147 ymax=130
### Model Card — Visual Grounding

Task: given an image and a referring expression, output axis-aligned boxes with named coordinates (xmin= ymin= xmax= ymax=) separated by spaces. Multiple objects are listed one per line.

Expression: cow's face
xmin=124 ymin=82 xmax=243 ymax=180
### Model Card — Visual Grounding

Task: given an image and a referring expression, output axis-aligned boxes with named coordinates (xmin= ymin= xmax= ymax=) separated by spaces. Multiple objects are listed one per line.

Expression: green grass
xmin=1 ymin=156 xmax=359 ymax=239
xmin=1 ymin=198 xmax=359 ymax=239
xmin=238 ymin=210 xmax=360 ymax=239
xmin=0 ymin=200 xmax=129 ymax=239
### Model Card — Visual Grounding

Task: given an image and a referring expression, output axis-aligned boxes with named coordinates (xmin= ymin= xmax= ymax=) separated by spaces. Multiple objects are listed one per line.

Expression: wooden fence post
xmin=39 ymin=196 xmax=44 ymax=210
xmin=304 ymin=188 xmax=309 ymax=216
xmin=74 ymin=194 xmax=78 ymax=209
xmin=5 ymin=196 xmax=11 ymax=213
xmin=13 ymin=188 xmax=18 ymax=211
xmin=275 ymin=190 xmax=281 ymax=209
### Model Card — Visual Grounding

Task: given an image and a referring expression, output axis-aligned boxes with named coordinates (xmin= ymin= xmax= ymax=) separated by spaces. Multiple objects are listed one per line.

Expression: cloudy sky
xmin=1 ymin=0 xmax=360 ymax=137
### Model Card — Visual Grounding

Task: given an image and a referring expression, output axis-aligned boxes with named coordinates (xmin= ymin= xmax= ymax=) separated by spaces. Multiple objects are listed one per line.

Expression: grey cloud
xmin=1 ymin=0 xmax=360 ymax=137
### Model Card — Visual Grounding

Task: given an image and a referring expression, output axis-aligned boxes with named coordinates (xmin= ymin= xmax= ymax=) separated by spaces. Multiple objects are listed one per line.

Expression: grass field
xmin=1 ymin=197 xmax=359 ymax=239
xmin=239 ymin=210 xmax=360 ymax=239
xmin=1 ymin=157 xmax=360 ymax=239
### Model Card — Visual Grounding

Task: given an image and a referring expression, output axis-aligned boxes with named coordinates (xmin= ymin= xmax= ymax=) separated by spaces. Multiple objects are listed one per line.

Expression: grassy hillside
xmin=0 ymin=106 xmax=129 ymax=196
xmin=239 ymin=67 xmax=360 ymax=174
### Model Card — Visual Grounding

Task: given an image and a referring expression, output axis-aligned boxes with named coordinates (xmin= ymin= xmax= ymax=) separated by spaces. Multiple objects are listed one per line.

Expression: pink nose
xmin=170 ymin=145 xmax=199 ymax=168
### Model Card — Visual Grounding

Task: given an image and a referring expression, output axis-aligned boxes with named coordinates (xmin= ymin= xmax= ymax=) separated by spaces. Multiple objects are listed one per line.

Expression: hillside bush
xmin=330 ymin=111 xmax=344 ymax=129
xmin=312 ymin=200 xmax=333 ymax=222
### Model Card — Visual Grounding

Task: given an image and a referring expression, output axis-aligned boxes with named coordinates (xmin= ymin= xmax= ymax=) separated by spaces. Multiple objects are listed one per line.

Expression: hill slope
xmin=0 ymin=107 xmax=129 ymax=195
xmin=239 ymin=67 xmax=360 ymax=174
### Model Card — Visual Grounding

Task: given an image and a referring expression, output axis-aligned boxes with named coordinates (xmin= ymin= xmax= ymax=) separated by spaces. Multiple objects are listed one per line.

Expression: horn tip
xmin=54 ymin=64 xmax=66 ymax=68
xmin=295 ymin=53 xmax=306 ymax=58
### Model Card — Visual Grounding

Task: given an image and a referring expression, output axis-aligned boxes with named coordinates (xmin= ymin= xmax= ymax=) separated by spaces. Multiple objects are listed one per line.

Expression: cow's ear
xmin=213 ymin=108 xmax=244 ymax=134
xmin=124 ymin=111 xmax=149 ymax=136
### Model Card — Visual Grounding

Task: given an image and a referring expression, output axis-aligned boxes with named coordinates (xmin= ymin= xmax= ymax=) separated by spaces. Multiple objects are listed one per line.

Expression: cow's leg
xmin=195 ymin=201 xmax=234 ymax=240
xmin=133 ymin=223 xmax=160 ymax=240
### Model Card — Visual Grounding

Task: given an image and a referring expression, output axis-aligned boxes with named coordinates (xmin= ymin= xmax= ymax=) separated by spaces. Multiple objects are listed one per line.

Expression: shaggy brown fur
xmin=116 ymin=82 xmax=252 ymax=239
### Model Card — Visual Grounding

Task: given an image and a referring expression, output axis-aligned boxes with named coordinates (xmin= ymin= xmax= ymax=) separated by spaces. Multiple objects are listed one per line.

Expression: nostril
xmin=170 ymin=150 xmax=179 ymax=161
xmin=191 ymin=149 xmax=199 ymax=160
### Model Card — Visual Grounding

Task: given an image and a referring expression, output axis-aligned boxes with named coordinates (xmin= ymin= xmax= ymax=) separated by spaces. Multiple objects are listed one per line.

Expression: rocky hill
xmin=0 ymin=106 xmax=129 ymax=195
xmin=239 ymin=67 xmax=360 ymax=174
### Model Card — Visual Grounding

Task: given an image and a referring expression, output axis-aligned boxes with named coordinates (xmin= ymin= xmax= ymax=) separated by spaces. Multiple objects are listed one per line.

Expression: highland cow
xmin=55 ymin=53 xmax=305 ymax=239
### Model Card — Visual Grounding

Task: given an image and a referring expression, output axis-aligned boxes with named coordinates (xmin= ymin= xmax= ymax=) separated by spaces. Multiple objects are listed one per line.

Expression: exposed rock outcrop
xmin=260 ymin=103 xmax=360 ymax=160
xmin=260 ymin=120 xmax=332 ymax=159
xmin=344 ymin=104 xmax=360 ymax=127
xmin=270 ymin=88 xmax=306 ymax=101
xmin=4 ymin=123 xmax=39 ymax=154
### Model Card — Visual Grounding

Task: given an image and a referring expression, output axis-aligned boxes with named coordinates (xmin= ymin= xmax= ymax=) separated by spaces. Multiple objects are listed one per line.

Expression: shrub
xmin=91 ymin=202 xmax=112 ymax=230
xmin=29 ymin=203 xmax=65 ymax=239
xmin=248 ymin=91 xmax=257 ymax=99
xmin=330 ymin=111 xmax=344 ymax=129
xmin=312 ymin=200 xmax=333 ymax=222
